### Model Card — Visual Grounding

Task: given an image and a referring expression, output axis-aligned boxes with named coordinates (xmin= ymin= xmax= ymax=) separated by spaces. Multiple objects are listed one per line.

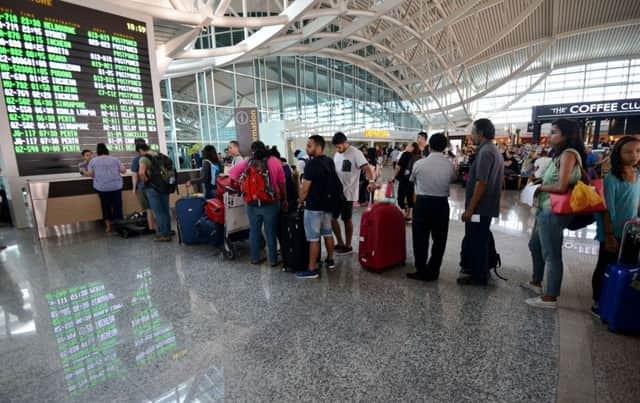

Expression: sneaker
xmin=296 ymin=269 xmax=319 ymax=279
xmin=591 ymin=304 xmax=600 ymax=319
xmin=335 ymin=246 xmax=353 ymax=256
xmin=251 ymin=257 xmax=266 ymax=265
xmin=520 ymin=282 xmax=543 ymax=295
xmin=525 ymin=297 xmax=557 ymax=309
xmin=325 ymin=259 xmax=336 ymax=270
xmin=334 ymin=245 xmax=346 ymax=254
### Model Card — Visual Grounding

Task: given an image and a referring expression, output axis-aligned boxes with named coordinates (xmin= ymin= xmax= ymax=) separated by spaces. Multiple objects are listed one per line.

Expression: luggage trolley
xmin=221 ymin=189 xmax=250 ymax=259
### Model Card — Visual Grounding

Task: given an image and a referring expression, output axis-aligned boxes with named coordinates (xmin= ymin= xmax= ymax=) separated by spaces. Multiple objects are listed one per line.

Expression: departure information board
xmin=0 ymin=0 xmax=159 ymax=176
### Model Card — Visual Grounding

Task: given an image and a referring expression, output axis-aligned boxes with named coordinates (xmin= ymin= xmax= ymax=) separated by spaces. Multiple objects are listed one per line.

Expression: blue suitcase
xmin=175 ymin=196 xmax=209 ymax=245
xmin=599 ymin=219 xmax=640 ymax=333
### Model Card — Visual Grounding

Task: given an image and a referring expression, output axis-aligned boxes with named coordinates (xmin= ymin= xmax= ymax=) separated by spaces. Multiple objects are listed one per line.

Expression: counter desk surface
xmin=28 ymin=170 xmax=199 ymax=238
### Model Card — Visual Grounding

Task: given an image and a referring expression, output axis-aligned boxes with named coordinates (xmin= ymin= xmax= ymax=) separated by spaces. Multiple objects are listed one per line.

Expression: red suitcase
xmin=358 ymin=201 xmax=406 ymax=271
xmin=205 ymin=198 xmax=225 ymax=224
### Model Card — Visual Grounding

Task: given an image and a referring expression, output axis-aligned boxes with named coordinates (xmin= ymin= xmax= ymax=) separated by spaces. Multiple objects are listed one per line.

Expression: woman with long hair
xmin=228 ymin=141 xmax=287 ymax=266
xmin=591 ymin=135 xmax=640 ymax=315
xmin=522 ymin=118 xmax=586 ymax=309
xmin=394 ymin=142 xmax=421 ymax=222
xmin=187 ymin=145 xmax=222 ymax=199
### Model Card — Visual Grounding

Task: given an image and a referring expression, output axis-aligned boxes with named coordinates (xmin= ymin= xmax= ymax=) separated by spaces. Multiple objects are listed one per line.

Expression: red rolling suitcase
xmin=358 ymin=198 xmax=406 ymax=271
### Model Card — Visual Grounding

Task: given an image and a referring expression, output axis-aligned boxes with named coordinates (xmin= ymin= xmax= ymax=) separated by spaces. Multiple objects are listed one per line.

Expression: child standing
xmin=592 ymin=136 xmax=640 ymax=315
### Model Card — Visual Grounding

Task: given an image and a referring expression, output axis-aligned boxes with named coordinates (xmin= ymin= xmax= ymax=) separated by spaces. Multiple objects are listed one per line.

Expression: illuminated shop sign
xmin=532 ymin=99 xmax=640 ymax=120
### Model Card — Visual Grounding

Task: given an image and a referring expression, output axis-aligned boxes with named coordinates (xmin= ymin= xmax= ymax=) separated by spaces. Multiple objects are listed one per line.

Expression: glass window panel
xmin=264 ymin=58 xmax=281 ymax=82
xmin=215 ymin=107 xmax=236 ymax=142
xmin=172 ymin=102 xmax=202 ymax=141
xmin=170 ymin=74 xmax=198 ymax=103
xmin=235 ymin=63 xmax=253 ymax=77
xmin=236 ymin=75 xmax=256 ymax=107
xmin=213 ymin=70 xmax=235 ymax=107
xmin=317 ymin=67 xmax=329 ymax=93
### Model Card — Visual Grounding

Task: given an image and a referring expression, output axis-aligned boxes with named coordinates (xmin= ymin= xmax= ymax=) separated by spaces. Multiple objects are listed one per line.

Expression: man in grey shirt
xmin=407 ymin=133 xmax=457 ymax=282
xmin=458 ymin=118 xmax=504 ymax=286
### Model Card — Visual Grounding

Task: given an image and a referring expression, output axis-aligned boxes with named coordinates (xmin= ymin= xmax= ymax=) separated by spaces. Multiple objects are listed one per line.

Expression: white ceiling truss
xmin=109 ymin=0 xmax=640 ymax=128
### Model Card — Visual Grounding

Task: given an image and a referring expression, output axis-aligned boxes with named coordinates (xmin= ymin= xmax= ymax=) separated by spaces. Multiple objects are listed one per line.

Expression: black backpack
xmin=322 ymin=157 xmax=345 ymax=214
xmin=147 ymin=154 xmax=177 ymax=194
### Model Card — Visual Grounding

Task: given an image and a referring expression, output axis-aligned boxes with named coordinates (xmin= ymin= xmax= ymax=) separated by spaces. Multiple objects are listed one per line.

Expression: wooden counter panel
xmin=43 ymin=184 xmax=190 ymax=226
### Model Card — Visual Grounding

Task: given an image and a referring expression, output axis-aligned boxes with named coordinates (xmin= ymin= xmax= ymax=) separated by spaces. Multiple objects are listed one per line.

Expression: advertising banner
xmin=532 ymin=99 xmax=640 ymax=120
xmin=234 ymin=107 xmax=259 ymax=156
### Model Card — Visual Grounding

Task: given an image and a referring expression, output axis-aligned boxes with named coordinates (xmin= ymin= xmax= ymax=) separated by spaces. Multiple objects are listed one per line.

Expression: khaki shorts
xmin=137 ymin=188 xmax=150 ymax=210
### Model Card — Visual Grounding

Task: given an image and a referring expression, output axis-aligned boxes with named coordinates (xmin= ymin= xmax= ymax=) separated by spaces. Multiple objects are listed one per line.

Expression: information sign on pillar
xmin=234 ymin=107 xmax=259 ymax=156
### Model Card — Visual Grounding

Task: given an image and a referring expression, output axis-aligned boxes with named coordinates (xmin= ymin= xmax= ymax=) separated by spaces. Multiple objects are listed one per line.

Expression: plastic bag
xmin=570 ymin=180 xmax=604 ymax=211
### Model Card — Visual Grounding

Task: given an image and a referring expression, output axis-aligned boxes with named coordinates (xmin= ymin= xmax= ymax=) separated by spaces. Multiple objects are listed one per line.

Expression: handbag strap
xmin=562 ymin=149 xmax=592 ymax=185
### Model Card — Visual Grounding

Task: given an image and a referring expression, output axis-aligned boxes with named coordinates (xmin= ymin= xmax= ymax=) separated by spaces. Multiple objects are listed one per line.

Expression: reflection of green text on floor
xmin=45 ymin=281 xmax=124 ymax=395
xmin=131 ymin=269 xmax=177 ymax=365
xmin=45 ymin=269 xmax=178 ymax=396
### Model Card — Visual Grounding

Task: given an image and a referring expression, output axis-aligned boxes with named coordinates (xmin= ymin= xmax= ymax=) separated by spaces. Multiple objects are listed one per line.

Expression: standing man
xmin=78 ymin=149 xmax=93 ymax=176
xmin=458 ymin=119 xmax=504 ymax=285
xmin=417 ymin=131 xmax=430 ymax=157
xmin=131 ymin=139 xmax=156 ymax=232
xmin=138 ymin=144 xmax=173 ymax=242
xmin=228 ymin=140 xmax=244 ymax=167
xmin=331 ymin=132 xmax=376 ymax=255
xmin=296 ymin=135 xmax=336 ymax=279
xmin=407 ymin=133 xmax=457 ymax=282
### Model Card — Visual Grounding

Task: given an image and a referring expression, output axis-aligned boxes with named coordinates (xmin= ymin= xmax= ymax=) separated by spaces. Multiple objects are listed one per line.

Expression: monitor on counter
xmin=0 ymin=0 xmax=162 ymax=176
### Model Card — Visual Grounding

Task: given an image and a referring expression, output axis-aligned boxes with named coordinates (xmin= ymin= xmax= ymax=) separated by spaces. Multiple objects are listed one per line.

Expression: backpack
xmin=204 ymin=160 xmax=220 ymax=186
xmin=147 ymin=154 xmax=177 ymax=194
xmin=240 ymin=158 xmax=277 ymax=206
xmin=322 ymin=157 xmax=346 ymax=214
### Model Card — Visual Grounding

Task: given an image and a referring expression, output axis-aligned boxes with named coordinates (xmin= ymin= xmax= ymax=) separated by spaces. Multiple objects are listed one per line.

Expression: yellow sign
xmin=364 ymin=129 xmax=390 ymax=138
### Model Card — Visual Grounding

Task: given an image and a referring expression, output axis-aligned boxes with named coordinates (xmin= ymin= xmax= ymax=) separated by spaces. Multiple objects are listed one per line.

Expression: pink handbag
xmin=549 ymin=178 xmax=606 ymax=214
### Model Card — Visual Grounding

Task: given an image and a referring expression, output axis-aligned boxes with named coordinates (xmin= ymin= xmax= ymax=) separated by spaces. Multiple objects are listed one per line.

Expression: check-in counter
xmin=28 ymin=170 xmax=199 ymax=239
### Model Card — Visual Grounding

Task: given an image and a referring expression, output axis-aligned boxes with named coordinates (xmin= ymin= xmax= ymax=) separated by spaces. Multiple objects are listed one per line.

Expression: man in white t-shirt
xmin=331 ymin=132 xmax=376 ymax=255
xmin=228 ymin=140 xmax=244 ymax=167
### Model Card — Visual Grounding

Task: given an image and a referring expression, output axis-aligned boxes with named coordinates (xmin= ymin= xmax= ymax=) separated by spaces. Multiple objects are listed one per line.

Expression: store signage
xmin=364 ymin=128 xmax=389 ymax=138
xmin=234 ymin=107 xmax=259 ymax=156
xmin=533 ymin=99 xmax=640 ymax=120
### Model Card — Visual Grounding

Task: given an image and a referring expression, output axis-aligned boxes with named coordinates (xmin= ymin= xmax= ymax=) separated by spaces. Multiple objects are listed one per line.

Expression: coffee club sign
xmin=532 ymin=98 xmax=640 ymax=120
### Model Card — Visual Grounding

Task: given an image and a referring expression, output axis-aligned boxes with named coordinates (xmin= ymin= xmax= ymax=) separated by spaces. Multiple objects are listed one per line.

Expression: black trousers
xmin=592 ymin=240 xmax=619 ymax=302
xmin=97 ymin=190 xmax=123 ymax=221
xmin=397 ymin=180 xmax=415 ymax=210
xmin=461 ymin=216 xmax=492 ymax=284
xmin=412 ymin=196 xmax=449 ymax=276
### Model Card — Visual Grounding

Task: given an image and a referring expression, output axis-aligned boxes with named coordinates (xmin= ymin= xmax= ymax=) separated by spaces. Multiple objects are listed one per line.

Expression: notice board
xmin=0 ymin=0 xmax=161 ymax=175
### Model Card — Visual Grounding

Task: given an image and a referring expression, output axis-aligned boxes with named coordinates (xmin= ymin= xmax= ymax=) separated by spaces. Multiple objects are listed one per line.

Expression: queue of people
xmin=78 ymin=122 xmax=639 ymax=314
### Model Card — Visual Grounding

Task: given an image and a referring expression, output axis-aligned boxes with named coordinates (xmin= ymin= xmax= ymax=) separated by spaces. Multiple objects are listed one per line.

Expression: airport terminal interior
xmin=1 ymin=0 xmax=640 ymax=402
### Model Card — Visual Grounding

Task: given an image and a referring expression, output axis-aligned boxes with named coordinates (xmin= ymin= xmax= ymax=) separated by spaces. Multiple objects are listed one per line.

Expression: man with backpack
xmin=331 ymin=132 xmax=376 ymax=255
xmin=296 ymin=135 xmax=338 ymax=279
xmin=138 ymin=144 xmax=177 ymax=242
xmin=229 ymin=141 xmax=287 ymax=267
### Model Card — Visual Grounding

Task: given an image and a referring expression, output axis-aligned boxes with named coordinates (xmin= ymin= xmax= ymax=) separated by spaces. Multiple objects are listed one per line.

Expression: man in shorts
xmin=131 ymin=139 xmax=156 ymax=232
xmin=296 ymin=135 xmax=336 ymax=279
xmin=331 ymin=132 xmax=376 ymax=255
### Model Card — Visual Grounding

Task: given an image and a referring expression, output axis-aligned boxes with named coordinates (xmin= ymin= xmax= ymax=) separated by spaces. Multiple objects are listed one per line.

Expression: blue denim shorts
xmin=303 ymin=210 xmax=333 ymax=241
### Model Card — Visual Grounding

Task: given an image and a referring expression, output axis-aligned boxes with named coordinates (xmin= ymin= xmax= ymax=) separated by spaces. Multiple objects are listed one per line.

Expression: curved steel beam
xmin=417 ymin=40 xmax=552 ymax=114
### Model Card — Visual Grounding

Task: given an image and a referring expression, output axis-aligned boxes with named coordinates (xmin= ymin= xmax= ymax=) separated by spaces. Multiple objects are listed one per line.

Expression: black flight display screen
xmin=0 ymin=0 xmax=159 ymax=176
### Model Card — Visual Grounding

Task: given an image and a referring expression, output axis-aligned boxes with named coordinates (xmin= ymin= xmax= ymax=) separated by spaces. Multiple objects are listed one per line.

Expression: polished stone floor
xmin=0 ymin=183 xmax=638 ymax=402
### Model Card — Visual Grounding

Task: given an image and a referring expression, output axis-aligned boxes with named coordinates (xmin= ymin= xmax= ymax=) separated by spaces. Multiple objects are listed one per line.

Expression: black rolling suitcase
xmin=280 ymin=208 xmax=309 ymax=272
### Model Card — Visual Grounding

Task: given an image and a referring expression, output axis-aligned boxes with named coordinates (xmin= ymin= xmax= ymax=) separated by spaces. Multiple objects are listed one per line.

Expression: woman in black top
xmin=187 ymin=145 xmax=223 ymax=199
xmin=394 ymin=142 xmax=421 ymax=222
